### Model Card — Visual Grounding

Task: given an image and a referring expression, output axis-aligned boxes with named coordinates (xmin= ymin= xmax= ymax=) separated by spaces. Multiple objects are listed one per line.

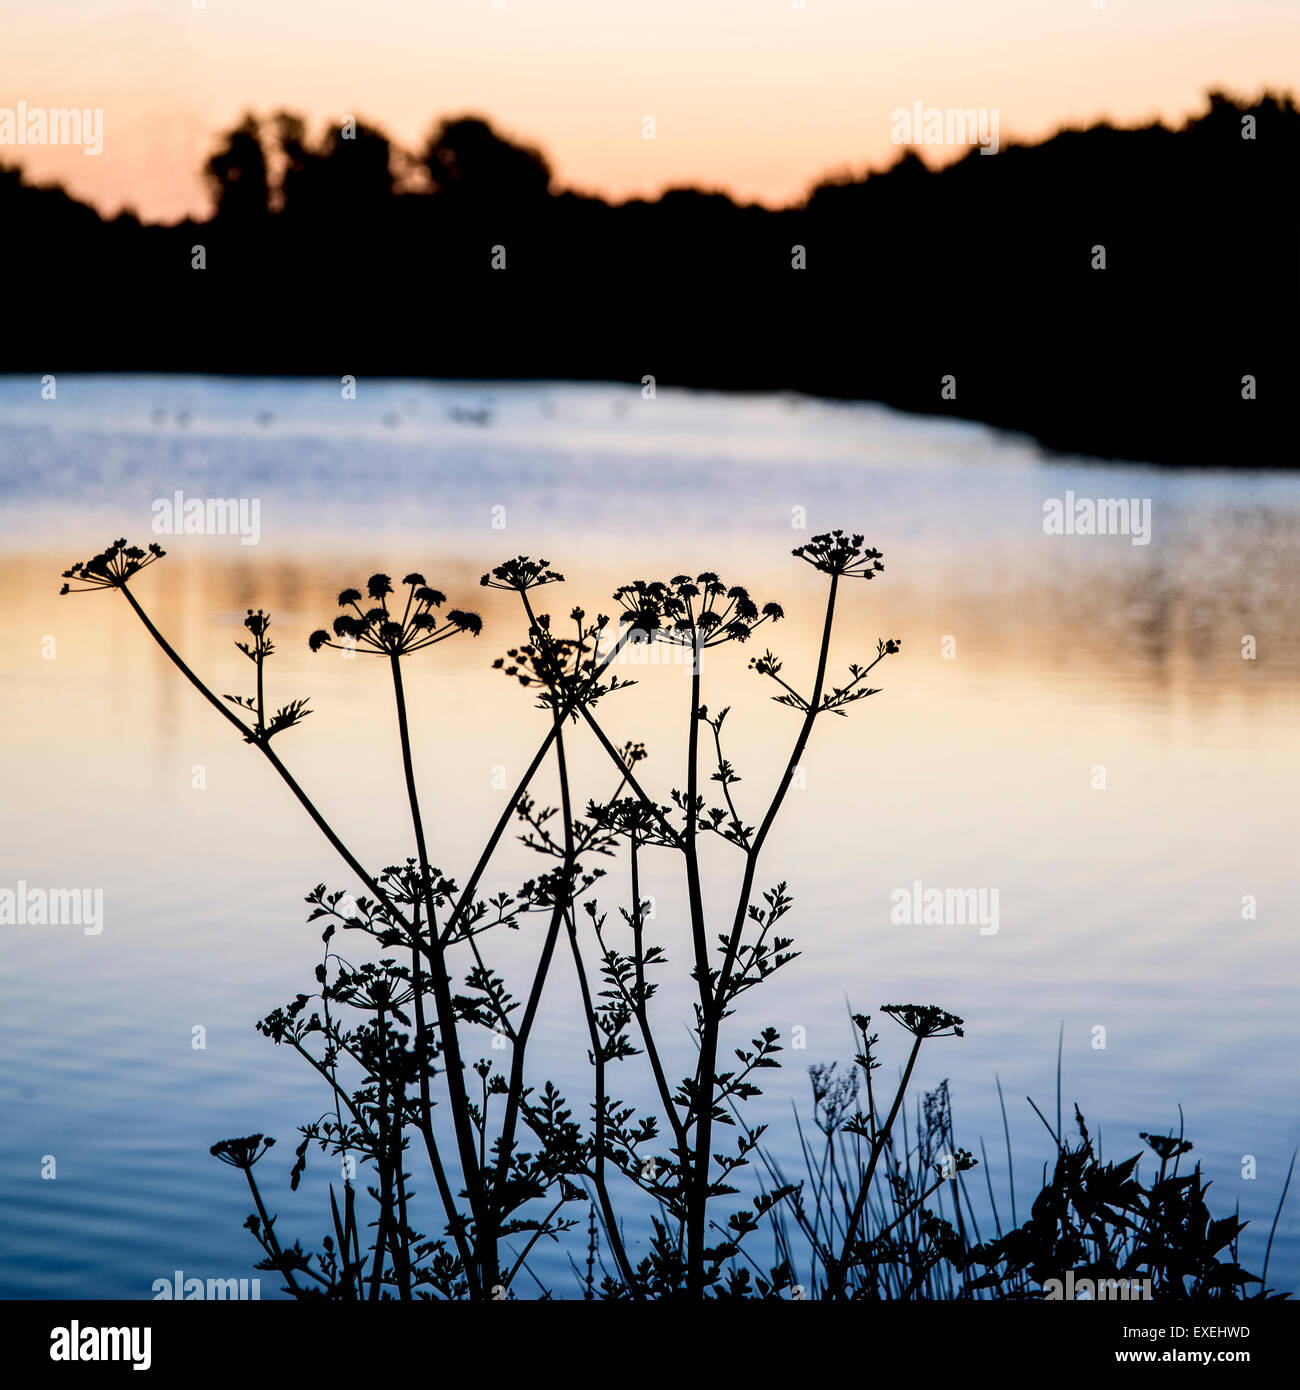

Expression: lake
xmin=1 ymin=374 xmax=1296 ymax=1297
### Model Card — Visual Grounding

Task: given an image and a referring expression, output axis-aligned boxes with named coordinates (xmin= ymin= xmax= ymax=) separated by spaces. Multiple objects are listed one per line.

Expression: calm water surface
xmin=1 ymin=376 xmax=1296 ymax=1297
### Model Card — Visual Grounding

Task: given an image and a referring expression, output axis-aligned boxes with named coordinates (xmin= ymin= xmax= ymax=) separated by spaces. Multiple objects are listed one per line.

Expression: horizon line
xmin=2 ymin=85 xmax=1291 ymax=230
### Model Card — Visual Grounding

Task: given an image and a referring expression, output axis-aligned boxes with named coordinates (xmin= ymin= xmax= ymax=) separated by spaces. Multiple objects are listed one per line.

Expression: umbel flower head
xmin=588 ymin=792 xmax=676 ymax=847
xmin=480 ymin=556 xmax=564 ymax=593
xmin=325 ymin=960 xmax=415 ymax=1014
xmin=309 ymin=573 xmax=482 ymax=656
xmin=881 ymin=1004 xmax=965 ymax=1039
xmin=60 ymin=539 xmax=165 ymax=593
xmin=210 ymin=1134 xmax=276 ymax=1170
xmin=613 ymin=573 xmax=783 ymax=648
xmin=792 ymin=530 xmax=885 ymax=579
xmin=493 ymin=606 xmax=627 ymax=713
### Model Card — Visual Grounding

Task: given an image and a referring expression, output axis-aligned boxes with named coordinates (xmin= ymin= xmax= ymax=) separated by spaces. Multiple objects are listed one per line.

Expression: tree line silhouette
xmin=4 ymin=93 xmax=1295 ymax=465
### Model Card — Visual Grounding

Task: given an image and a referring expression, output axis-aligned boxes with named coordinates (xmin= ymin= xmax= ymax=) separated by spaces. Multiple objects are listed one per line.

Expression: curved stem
xmin=120 ymin=584 xmax=415 ymax=935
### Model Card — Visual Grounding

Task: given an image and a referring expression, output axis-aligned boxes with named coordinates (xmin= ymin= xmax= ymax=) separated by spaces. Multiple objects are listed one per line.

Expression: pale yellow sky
xmin=3 ymin=0 xmax=1297 ymax=222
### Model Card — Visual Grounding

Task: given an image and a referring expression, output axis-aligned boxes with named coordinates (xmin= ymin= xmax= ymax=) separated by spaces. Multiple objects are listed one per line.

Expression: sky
xmin=2 ymin=0 xmax=1298 ymax=223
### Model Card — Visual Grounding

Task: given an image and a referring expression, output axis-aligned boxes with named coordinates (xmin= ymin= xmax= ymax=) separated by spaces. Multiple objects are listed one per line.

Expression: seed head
xmin=60 ymin=539 xmax=165 ymax=594
xmin=792 ymin=530 xmax=885 ymax=579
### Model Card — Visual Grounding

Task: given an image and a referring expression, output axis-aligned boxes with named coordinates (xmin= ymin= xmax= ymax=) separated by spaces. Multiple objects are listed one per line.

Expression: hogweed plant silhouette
xmin=60 ymin=532 xmax=1286 ymax=1300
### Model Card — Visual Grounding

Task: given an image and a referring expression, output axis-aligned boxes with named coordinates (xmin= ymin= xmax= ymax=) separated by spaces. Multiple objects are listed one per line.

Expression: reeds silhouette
xmin=61 ymin=537 xmax=1289 ymax=1299
xmin=763 ymin=1030 xmax=1293 ymax=1300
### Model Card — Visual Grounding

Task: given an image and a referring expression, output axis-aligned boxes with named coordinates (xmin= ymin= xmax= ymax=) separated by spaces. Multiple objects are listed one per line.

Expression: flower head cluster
xmin=209 ymin=1134 xmax=276 ymax=1169
xmin=749 ymin=650 xmax=783 ymax=679
xmin=325 ymin=960 xmax=415 ymax=1014
xmin=60 ymin=539 xmax=165 ymax=594
xmin=792 ymin=530 xmax=884 ymax=579
xmin=309 ymin=573 xmax=481 ymax=656
xmin=881 ymin=1004 xmax=965 ymax=1039
xmin=936 ymin=1148 xmax=978 ymax=1179
xmin=493 ymin=608 xmax=625 ymax=711
xmin=588 ymin=792 xmax=676 ymax=848
xmin=480 ymin=557 xmax=564 ymax=593
xmin=614 ymin=573 xmax=783 ymax=649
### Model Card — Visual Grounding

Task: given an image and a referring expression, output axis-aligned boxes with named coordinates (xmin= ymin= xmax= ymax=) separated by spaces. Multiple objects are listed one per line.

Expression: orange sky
xmin=3 ymin=0 xmax=1297 ymax=223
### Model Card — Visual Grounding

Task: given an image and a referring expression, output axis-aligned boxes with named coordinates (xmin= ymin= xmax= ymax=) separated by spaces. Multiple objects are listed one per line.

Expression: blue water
xmin=1 ymin=375 xmax=1297 ymax=1297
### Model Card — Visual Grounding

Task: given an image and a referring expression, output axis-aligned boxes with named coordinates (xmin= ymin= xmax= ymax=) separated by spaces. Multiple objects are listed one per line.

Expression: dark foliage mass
xmin=5 ymin=92 xmax=1296 ymax=465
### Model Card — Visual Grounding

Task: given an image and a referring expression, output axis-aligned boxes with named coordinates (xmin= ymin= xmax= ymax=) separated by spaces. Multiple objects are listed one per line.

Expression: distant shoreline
xmin=4 ymin=92 xmax=1295 ymax=468
xmin=6 ymin=360 xmax=1289 ymax=470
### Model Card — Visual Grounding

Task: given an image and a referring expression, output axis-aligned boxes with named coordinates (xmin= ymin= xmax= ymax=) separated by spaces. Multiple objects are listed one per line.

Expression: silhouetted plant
xmin=62 ymin=529 xmax=919 ymax=1298
xmin=756 ymin=1032 xmax=1292 ymax=1301
xmin=61 ymin=532 xmax=1284 ymax=1300
xmin=961 ymin=1112 xmax=1274 ymax=1300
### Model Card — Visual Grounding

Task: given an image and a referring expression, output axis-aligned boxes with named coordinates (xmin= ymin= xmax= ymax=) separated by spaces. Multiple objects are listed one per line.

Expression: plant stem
xmin=120 ymin=584 xmax=416 ymax=936
xmin=552 ymin=721 xmax=641 ymax=1295
xmin=687 ymin=570 xmax=841 ymax=1296
xmin=243 ymin=1169 xmax=305 ymax=1298
xmin=831 ymin=1032 xmax=924 ymax=1297
xmin=388 ymin=650 xmax=496 ymax=1295
xmin=684 ymin=660 xmax=710 ymax=1009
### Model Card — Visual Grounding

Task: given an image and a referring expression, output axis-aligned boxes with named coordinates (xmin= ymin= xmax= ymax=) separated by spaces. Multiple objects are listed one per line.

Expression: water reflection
xmin=1 ymin=378 xmax=1297 ymax=1297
